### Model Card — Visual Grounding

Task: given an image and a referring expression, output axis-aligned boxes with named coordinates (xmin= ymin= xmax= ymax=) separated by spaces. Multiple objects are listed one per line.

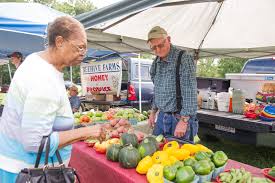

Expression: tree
xmin=63 ymin=66 xmax=81 ymax=84
xmin=217 ymin=58 xmax=247 ymax=78
xmin=0 ymin=64 xmax=16 ymax=85
xmin=196 ymin=58 xmax=219 ymax=78
xmin=0 ymin=0 xmax=25 ymax=2
xmin=31 ymin=0 xmax=96 ymax=16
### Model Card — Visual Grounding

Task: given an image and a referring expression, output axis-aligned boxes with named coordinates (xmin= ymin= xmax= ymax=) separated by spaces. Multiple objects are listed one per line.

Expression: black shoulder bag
xmin=15 ymin=135 xmax=80 ymax=183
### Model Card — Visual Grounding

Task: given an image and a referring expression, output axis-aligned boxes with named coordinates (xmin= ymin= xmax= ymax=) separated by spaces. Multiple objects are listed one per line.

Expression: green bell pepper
xmin=212 ymin=151 xmax=228 ymax=167
xmin=163 ymin=165 xmax=177 ymax=181
xmin=176 ymin=166 xmax=195 ymax=183
xmin=193 ymin=160 xmax=212 ymax=175
xmin=194 ymin=151 xmax=209 ymax=161
xmin=268 ymin=166 xmax=275 ymax=177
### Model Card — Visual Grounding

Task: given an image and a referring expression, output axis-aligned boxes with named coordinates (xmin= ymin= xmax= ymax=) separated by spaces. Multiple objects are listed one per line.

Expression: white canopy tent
xmin=78 ymin=0 xmax=275 ymax=59
xmin=77 ymin=0 xmax=275 ymax=112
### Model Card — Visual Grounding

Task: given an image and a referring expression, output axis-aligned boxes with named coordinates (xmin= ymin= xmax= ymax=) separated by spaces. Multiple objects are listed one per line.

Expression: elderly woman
xmin=0 ymin=16 xmax=103 ymax=182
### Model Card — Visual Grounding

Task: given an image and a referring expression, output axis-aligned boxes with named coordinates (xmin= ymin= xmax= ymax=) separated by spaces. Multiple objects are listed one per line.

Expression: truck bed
xmin=197 ymin=109 xmax=275 ymax=147
xmin=198 ymin=109 xmax=275 ymax=133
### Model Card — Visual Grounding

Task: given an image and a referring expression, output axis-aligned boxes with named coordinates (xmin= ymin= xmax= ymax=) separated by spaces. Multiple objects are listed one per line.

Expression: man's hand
xmin=174 ymin=116 xmax=190 ymax=138
xmin=72 ymin=108 xmax=78 ymax=113
xmin=148 ymin=111 xmax=157 ymax=127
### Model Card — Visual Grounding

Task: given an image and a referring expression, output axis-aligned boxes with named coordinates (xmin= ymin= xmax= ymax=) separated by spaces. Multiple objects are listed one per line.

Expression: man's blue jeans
xmin=152 ymin=111 xmax=199 ymax=143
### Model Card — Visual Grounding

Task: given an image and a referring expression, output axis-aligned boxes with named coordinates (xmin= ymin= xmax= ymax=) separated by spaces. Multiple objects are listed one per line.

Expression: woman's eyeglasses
xmin=65 ymin=39 xmax=87 ymax=54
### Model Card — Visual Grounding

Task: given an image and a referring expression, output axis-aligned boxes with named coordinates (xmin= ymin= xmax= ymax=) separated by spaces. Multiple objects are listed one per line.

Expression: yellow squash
xmin=181 ymin=144 xmax=199 ymax=155
xmin=146 ymin=164 xmax=164 ymax=183
xmin=136 ymin=156 xmax=153 ymax=174
xmin=169 ymin=148 xmax=190 ymax=161
xmin=196 ymin=144 xmax=212 ymax=153
xmin=169 ymin=156 xmax=179 ymax=165
xmin=152 ymin=151 xmax=169 ymax=165
xmin=163 ymin=141 xmax=179 ymax=151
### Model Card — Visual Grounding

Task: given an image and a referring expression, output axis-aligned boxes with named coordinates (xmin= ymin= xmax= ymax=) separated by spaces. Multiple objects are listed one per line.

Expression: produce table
xmin=69 ymin=141 xmax=263 ymax=183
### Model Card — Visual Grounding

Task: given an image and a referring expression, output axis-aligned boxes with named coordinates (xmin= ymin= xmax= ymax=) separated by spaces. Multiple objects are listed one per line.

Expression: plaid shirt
xmin=150 ymin=45 xmax=197 ymax=116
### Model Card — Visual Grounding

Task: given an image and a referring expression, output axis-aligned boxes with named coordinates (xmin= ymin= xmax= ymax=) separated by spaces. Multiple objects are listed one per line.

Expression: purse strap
xmin=34 ymin=135 xmax=63 ymax=167
xmin=44 ymin=135 xmax=51 ymax=166
xmin=33 ymin=135 xmax=81 ymax=183
xmin=34 ymin=136 xmax=48 ymax=168
xmin=55 ymin=149 xmax=64 ymax=164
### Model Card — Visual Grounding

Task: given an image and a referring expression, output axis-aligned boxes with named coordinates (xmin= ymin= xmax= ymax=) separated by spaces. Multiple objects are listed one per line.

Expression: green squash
xmin=138 ymin=138 xmax=157 ymax=158
xmin=119 ymin=145 xmax=141 ymax=169
xmin=106 ymin=144 xmax=122 ymax=162
xmin=143 ymin=136 xmax=159 ymax=150
xmin=120 ymin=133 xmax=138 ymax=147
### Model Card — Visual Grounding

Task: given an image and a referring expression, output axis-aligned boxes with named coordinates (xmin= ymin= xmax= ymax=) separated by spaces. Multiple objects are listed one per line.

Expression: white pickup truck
xmin=197 ymin=57 xmax=275 ymax=148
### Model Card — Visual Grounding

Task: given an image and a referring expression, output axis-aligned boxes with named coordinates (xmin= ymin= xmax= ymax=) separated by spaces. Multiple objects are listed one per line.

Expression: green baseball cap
xmin=147 ymin=26 xmax=168 ymax=41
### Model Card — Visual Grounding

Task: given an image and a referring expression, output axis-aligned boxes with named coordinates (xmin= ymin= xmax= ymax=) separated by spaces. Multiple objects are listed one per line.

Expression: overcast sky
xmin=91 ymin=0 xmax=123 ymax=8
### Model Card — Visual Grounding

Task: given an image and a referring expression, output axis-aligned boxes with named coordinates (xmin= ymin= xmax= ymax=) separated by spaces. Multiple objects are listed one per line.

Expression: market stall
xmin=70 ymin=141 xmax=268 ymax=183
xmin=69 ymin=108 xmax=275 ymax=183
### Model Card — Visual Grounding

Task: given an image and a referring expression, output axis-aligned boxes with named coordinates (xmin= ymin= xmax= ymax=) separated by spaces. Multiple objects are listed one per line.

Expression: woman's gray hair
xmin=47 ymin=16 xmax=84 ymax=47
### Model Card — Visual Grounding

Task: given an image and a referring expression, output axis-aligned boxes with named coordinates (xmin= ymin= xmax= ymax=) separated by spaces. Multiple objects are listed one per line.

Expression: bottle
xmin=228 ymin=87 xmax=233 ymax=112
xmin=232 ymin=89 xmax=244 ymax=114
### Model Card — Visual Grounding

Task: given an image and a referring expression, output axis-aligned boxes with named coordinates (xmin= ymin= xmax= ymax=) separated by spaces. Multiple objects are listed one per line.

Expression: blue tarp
xmin=0 ymin=3 xmax=116 ymax=61
xmin=0 ymin=17 xmax=46 ymax=35
xmin=0 ymin=3 xmax=66 ymax=59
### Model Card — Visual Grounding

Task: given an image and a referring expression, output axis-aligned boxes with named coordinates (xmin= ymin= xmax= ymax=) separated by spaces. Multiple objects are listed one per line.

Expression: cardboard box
xmin=93 ymin=94 xmax=106 ymax=101
xmin=106 ymin=94 xmax=121 ymax=101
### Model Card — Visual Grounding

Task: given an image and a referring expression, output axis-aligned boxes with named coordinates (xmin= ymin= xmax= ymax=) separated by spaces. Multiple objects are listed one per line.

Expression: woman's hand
xmin=86 ymin=124 xmax=104 ymax=139
xmin=58 ymin=124 xmax=105 ymax=148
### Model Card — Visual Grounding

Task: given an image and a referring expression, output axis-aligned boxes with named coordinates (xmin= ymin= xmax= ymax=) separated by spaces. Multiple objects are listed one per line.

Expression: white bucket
xmin=217 ymin=92 xmax=230 ymax=112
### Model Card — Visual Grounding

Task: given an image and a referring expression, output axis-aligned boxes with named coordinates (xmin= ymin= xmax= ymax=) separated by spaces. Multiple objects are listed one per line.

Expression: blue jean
xmin=153 ymin=111 xmax=199 ymax=143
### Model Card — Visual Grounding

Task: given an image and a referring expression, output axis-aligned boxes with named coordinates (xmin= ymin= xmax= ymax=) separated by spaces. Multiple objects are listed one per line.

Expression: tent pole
xmin=138 ymin=54 xmax=142 ymax=113
xmin=70 ymin=66 xmax=73 ymax=83
xmin=196 ymin=1 xmax=224 ymax=59
xmin=7 ymin=63 xmax=12 ymax=82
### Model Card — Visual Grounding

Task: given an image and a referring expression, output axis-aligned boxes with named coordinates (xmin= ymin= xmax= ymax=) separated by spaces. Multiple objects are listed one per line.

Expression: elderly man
xmin=148 ymin=26 xmax=198 ymax=143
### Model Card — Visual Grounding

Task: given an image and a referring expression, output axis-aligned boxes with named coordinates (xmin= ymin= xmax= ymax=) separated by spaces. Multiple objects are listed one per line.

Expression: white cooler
xmin=226 ymin=73 xmax=275 ymax=101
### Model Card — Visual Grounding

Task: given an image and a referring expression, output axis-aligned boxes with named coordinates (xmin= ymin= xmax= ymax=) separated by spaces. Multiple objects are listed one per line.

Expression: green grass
xmin=199 ymin=135 xmax=275 ymax=169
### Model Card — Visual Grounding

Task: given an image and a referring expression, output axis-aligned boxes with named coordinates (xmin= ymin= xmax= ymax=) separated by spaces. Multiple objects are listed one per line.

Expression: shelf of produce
xmin=81 ymin=100 xmax=128 ymax=106
xmin=69 ymin=141 xmax=263 ymax=183
xmin=198 ymin=109 xmax=275 ymax=133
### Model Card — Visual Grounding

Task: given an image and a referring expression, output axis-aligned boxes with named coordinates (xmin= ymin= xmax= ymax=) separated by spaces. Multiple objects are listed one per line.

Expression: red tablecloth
xmin=69 ymin=142 xmax=263 ymax=183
